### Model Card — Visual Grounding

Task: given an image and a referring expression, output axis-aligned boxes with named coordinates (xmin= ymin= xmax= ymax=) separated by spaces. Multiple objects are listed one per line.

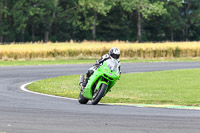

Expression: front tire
xmin=91 ymin=83 xmax=107 ymax=105
xmin=78 ymin=92 xmax=89 ymax=104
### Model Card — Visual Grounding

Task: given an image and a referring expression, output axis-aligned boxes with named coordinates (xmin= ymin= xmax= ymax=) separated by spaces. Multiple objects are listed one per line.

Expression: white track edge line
xmin=20 ymin=72 xmax=139 ymax=101
xmin=20 ymin=81 xmax=144 ymax=107
xmin=20 ymin=81 xmax=199 ymax=110
xmin=20 ymin=82 xmax=77 ymax=101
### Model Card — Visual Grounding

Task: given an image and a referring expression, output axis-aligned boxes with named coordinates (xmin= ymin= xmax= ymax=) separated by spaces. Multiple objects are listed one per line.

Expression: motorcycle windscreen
xmin=105 ymin=58 xmax=119 ymax=71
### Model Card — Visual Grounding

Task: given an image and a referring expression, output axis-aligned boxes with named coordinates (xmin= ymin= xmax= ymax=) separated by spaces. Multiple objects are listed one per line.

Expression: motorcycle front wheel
xmin=91 ymin=83 xmax=107 ymax=105
xmin=78 ymin=92 xmax=89 ymax=104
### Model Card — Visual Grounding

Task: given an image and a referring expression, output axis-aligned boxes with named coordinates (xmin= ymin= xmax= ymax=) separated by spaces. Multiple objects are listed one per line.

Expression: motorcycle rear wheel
xmin=91 ymin=83 xmax=107 ymax=105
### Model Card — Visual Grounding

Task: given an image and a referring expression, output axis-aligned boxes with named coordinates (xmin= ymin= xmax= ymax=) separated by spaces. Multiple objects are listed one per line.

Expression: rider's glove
xmin=94 ymin=62 xmax=101 ymax=68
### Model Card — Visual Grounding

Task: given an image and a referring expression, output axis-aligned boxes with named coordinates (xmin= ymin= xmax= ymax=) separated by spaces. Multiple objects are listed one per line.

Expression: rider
xmin=81 ymin=47 xmax=121 ymax=87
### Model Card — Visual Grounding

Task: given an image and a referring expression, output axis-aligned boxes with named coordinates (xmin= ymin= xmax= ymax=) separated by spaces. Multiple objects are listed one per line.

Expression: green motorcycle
xmin=78 ymin=58 xmax=120 ymax=105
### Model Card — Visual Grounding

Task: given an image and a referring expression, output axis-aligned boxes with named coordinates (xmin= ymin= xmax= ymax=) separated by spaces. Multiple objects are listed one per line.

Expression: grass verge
xmin=27 ymin=69 xmax=200 ymax=106
xmin=1 ymin=58 xmax=200 ymax=66
xmin=0 ymin=59 xmax=95 ymax=66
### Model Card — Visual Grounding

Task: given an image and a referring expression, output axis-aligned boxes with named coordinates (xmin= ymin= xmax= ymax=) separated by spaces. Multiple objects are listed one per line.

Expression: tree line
xmin=0 ymin=0 xmax=200 ymax=43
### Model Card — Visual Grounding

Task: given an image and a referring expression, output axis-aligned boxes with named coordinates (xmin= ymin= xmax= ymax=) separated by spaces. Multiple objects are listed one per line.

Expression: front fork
xmin=95 ymin=80 xmax=109 ymax=95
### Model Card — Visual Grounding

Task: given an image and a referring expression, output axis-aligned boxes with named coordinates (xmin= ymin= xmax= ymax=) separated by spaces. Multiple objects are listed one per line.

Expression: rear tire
xmin=78 ymin=92 xmax=89 ymax=104
xmin=91 ymin=83 xmax=107 ymax=105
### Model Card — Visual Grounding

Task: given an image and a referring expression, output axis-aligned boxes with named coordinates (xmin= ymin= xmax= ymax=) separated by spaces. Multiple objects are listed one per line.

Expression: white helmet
xmin=109 ymin=47 xmax=120 ymax=59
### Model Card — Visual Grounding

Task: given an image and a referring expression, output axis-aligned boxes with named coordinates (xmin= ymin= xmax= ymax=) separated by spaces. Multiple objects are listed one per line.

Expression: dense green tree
xmin=189 ymin=1 xmax=200 ymax=40
xmin=97 ymin=4 xmax=135 ymax=41
xmin=11 ymin=0 xmax=43 ymax=42
xmin=120 ymin=0 xmax=166 ymax=42
xmin=78 ymin=0 xmax=116 ymax=40
xmin=56 ymin=0 xmax=84 ymax=41
xmin=37 ymin=0 xmax=61 ymax=42
xmin=181 ymin=0 xmax=200 ymax=41
xmin=1 ymin=0 xmax=200 ymax=43
xmin=0 ymin=0 xmax=11 ymax=43
xmin=163 ymin=0 xmax=183 ymax=41
xmin=143 ymin=0 xmax=183 ymax=41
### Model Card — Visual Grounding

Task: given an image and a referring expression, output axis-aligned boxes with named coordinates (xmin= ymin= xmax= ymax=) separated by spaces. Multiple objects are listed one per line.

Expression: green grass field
xmin=0 ymin=59 xmax=95 ymax=66
xmin=1 ymin=58 xmax=200 ymax=66
xmin=27 ymin=69 xmax=200 ymax=106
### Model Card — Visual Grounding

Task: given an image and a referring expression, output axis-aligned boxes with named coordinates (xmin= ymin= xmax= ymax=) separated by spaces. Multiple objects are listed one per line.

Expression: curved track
xmin=1 ymin=62 xmax=200 ymax=133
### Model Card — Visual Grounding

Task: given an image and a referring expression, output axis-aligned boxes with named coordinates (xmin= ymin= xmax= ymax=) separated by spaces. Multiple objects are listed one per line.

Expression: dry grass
xmin=1 ymin=41 xmax=200 ymax=60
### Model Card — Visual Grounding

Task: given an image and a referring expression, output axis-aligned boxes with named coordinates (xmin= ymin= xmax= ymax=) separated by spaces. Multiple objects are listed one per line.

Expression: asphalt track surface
xmin=1 ymin=62 xmax=200 ymax=133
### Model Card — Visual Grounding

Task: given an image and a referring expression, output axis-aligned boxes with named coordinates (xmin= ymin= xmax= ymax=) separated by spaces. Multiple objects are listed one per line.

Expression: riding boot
xmin=82 ymin=69 xmax=94 ymax=87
